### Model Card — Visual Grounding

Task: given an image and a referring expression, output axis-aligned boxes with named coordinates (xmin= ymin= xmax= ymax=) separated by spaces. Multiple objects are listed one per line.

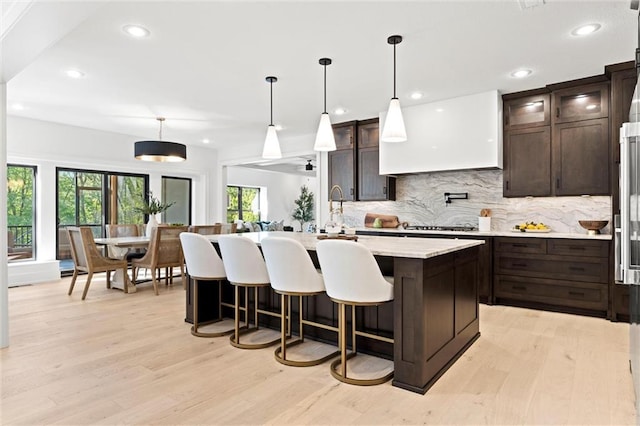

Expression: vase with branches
xmin=135 ymin=192 xmax=175 ymax=236
xmin=291 ymin=185 xmax=314 ymax=232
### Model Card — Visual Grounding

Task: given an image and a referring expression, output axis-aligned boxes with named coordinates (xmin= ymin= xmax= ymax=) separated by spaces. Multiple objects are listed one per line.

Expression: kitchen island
xmin=199 ymin=231 xmax=484 ymax=394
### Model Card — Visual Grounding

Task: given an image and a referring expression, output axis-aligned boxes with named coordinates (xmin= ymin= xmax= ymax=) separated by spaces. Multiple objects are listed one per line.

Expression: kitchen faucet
xmin=329 ymin=185 xmax=344 ymax=215
xmin=444 ymin=192 xmax=468 ymax=205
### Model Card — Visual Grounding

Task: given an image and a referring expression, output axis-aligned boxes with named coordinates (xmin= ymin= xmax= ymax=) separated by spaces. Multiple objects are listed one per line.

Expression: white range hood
xmin=379 ymin=90 xmax=502 ymax=175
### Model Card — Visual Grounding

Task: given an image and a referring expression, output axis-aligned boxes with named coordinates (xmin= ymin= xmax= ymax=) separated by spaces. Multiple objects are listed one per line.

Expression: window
xmin=162 ymin=176 xmax=192 ymax=225
xmin=56 ymin=168 xmax=148 ymax=271
xmin=7 ymin=165 xmax=36 ymax=261
xmin=227 ymin=186 xmax=260 ymax=223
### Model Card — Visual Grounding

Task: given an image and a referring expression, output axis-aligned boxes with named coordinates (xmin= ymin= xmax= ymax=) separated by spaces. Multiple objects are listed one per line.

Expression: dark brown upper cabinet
xmin=504 ymin=93 xmax=551 ymax=130
xmin=552 ymin=82 xmax=609 ymax=124
xmin=552 ymin=118 xmax=609 ymax=196
xmin=503 ymin=127 xmax=552 ymax=197
xmin=503 ymin=79 xmax=611 ymax=198
xmin=328 ymin=121 xmax=356 ymax=201
xmin=328 ymin=118 xmax=395 ymax=202
xmin=357 ymin=119 xmax=396 ymax=201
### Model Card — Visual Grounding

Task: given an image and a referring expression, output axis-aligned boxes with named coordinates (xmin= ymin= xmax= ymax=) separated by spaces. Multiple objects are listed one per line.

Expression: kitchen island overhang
xmin=199 ymin=231 xmax=484 ymax=394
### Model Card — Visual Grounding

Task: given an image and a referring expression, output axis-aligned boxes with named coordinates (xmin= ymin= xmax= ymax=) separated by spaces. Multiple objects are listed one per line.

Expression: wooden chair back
xmin=106 ymin=224 xmax=140 ymax=238
xmin=147 ymin=225 xmax=189 ymax=268
xmin=188 ymin=224 xmax=222 ymax=235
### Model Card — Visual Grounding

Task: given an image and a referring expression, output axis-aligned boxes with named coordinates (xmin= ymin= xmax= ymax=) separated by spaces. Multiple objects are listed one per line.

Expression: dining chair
xmin=217 ymin=235 xmax=282 ymax=349
xmin=67 ymin=226 xmax=131 ymax=300
xmin=131 ymin=225 xmax=188 ymax=295
xmin=188 ymin=224 xmax=222 ymax=235
xmin=105 ymin=224 xmax=146 ymax=260
xmin=315 ymin=239 xmax=395 ymax=386
xmin=261 ymin=236 xmax=339 ymax=366
xmin=180 ymin=232 xmax=235 ymax=337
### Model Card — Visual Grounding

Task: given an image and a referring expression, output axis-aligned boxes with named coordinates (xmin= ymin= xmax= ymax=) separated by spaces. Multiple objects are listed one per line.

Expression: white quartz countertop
xmin=206 ymin=231 xmax=484 ymax=259
xmin=354 ymin=227 xmax=612 ymax=240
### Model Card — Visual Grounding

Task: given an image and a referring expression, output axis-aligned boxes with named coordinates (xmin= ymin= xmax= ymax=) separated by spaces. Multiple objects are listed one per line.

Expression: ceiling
xmin=3 ymin=1 xmax=638 ymax=168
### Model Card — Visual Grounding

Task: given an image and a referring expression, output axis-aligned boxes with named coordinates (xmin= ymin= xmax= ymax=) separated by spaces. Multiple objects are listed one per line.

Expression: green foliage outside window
xmin=227 ymin=186 xmax=260 ymax=223
xmin=7 ymin=165 xmax=34 ymax=227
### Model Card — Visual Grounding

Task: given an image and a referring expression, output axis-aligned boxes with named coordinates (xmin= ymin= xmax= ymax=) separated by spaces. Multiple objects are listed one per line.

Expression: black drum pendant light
xmin=381 ymin=35 xmax=407 ymax=142
xmin=262 ymin=76 xmax=282 ymax=159
xmin=134 ymin=117 xmax=187 ymax=162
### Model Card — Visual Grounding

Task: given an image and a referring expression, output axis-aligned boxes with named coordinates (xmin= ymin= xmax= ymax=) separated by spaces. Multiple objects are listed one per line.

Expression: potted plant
xmin=291 ymin=185 xmax=314 ymax=232
xmin=135 ymin=191 xmax=175 ymax=236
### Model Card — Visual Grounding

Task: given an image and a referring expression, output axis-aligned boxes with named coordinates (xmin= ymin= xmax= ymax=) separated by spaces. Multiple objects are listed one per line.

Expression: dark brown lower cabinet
xmin=612 ymin=283 xmax=630 ymax=322
xmin=493 ymin=237 xmax=609 ymax=317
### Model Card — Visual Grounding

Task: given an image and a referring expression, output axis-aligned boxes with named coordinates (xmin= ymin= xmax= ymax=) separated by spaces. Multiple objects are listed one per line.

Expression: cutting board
xmin=364 ymin=213 xmax=400 ymax=228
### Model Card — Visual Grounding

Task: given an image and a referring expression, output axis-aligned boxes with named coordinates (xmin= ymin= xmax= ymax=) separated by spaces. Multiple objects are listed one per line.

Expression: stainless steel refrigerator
xmin=619 ymin=85 xmax=640 ymax=421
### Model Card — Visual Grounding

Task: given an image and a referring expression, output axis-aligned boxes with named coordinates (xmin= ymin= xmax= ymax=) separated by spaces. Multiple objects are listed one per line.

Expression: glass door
xmin=56 ymin=169 xmax=148 ymax=273
xmin=56 ymin=169 xmax=105 ymax=272
xmin=161 ymin=176 xmax=191 ymax=225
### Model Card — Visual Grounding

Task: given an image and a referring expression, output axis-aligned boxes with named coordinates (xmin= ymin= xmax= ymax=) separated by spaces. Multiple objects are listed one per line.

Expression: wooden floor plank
xmin=1 ymin=276 xmax=637 ymax=425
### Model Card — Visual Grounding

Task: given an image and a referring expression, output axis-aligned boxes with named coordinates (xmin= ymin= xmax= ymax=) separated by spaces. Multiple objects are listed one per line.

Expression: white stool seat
xmin=218 ymin=235 xmax=282 ymax=349
xmin=316 ymin=239 xmax=394 ymax=386
xmin=180 ymin=232 xmax=234 ymax=338
xmin=262 ymin=236 xmax=339 ymax=367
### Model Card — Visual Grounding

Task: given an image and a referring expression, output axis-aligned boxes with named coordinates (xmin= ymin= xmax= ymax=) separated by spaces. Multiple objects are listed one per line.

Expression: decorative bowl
xmin=578 ymin=220 xmax=608 ymax=235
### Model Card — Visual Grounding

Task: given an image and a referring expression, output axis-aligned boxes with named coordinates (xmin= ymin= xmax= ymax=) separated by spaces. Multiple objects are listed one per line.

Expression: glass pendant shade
xmin=262 ymin=124 xmax=282 ymax=159
xmin=381 ymin=97 xmax=407 ymax=142
xmin=314 ymin=112 xmax=336 ymax=151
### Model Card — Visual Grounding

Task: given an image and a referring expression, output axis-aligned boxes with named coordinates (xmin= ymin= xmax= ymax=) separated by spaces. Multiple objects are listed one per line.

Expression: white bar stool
xmin=261 ymin=236 xmax=339 ymax=366
xmin=316 ymin=239 xmax=394 ymax=386
xmin=218 ymin=235 xmax=283 ymax=349
xmin=179 ymin=232 xmax=234 ymax=338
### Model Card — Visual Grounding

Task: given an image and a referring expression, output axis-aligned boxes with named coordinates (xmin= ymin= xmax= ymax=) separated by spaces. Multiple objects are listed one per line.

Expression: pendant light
xmin=134 ymin=117 xmax=187 ymax=162
xmin=381 ymin=35 xmax=407 ymax=143
xmin=262 ymin=76 xmax=282 ymax=159
xmin=314 ymin=57 xmax=336 ymax=151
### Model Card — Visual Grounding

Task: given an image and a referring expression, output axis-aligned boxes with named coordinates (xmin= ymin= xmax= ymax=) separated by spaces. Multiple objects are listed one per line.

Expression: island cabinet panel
xmin=493 ymin=237 xmax=610 ymax=316
xmin=393 ymin=246 xmax=480 ymax=394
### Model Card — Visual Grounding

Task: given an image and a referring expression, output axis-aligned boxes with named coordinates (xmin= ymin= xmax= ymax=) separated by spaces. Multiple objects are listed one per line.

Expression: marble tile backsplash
xmin=341 ymin=169 xmax=612 ymax=234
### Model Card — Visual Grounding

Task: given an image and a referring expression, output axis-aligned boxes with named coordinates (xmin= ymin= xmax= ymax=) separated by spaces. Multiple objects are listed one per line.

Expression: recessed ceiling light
xmin=274 ymin=124 xmax=283 ymax=131
xmin=66 ymin=69 xmax=85 ymax=79
xmin=571 ymin=23 xmax=601 ymax=37
xmin=334 ymin=107 xmax=347 ymax=115
xmin=11 ymin=103 xmax=25 ymax=110
xmin=511 ymin=69 xmax=532 ymax=78
xmin=436 ymin=108 xmax=444 ymax=113
xmin=123 ymin=24 xmax=150 ymax=38
xmin=202 ymin=138 xmax=210 ymax=144
xmin=410 ymin=91 xmax=423 ymax=100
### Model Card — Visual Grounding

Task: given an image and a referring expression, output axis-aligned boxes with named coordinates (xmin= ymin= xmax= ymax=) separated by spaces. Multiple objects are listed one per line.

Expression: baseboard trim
xmin=8 ymin=260 xmax=60 ymax=287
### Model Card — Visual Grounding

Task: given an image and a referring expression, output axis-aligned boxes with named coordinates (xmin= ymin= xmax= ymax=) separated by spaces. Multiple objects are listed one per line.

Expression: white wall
xmin=227 ymin=166 xmax=317 ymax=231
xmin=7 ymin=116 xmax=218 ymax=262
xmin=216 ymin=131 xmax=326 ymax=228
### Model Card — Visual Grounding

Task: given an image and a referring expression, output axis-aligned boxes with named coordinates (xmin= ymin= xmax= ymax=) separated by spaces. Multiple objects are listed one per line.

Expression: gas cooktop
xmin=404 ymin=225 xmax=478 ymax=232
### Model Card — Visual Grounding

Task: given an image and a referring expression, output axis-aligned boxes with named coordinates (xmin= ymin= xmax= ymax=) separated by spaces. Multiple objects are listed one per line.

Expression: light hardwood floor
xmin=1 ymin=275 xmax=638 ymax=425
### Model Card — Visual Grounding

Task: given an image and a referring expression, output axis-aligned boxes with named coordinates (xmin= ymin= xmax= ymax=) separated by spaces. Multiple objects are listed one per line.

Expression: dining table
xmin=94 ymin=235 xmax=150 ymax=293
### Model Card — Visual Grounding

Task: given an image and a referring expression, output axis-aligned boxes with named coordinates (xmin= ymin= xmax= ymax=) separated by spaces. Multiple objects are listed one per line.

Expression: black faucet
xmin=444 ymin=192 xmax=468 ymax=205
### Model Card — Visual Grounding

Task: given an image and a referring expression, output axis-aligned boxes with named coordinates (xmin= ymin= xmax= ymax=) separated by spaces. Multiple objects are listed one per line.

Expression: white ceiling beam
xmin=0 ymin=0 xmax=106 ymax=82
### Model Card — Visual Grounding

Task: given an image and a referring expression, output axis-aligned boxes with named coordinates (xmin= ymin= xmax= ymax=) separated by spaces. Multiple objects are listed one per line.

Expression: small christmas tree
xmin=291 ymin=185 xmax=314 ymax=232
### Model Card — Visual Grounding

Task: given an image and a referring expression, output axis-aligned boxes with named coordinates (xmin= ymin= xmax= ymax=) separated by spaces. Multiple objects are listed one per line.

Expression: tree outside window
xmin=227 ymin=186 xmax=260 ymax=223
xmin=7 ymin=164 xmax=36 ymax=260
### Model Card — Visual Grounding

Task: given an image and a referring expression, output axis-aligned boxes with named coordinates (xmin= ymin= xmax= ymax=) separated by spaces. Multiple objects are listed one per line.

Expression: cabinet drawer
xmin=547 ymin=239 xmax=609 ymax=258
xmin=495 ymin=253 xmax=608 ymax=283
xmin=495 ymin=275 xmax=607 ymax=311
xmin=494 ymin=237 xmax=546 ymax=254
